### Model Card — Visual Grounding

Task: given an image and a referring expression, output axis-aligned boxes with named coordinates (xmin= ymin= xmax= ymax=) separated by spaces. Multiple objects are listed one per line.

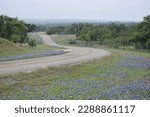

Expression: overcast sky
xmin=0 ymin=0 xmax=150 ymax=21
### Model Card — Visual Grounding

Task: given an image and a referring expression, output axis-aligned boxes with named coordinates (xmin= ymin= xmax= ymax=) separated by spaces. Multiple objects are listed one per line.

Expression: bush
xmin=28 ymin=39 xmax=36 ymax=48
xmin=0 ymin=15 xmax=28 ymax=43
xmin=10 ymin=34 xmax=21 ymax=43
xmin=69 ymin=40 xmax=77 ymax=44
xmin=103 ymin=39 xmax=111 ymax=47
xmin=104 ymin=39 xmax=119 ymax=48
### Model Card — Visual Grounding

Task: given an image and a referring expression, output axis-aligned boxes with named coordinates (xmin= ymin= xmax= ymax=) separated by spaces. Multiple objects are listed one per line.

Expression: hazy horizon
xmin=23 ymin=18 xmax=140 ymax=25
xmin=1 ymin=0 xmax=150 ymax=22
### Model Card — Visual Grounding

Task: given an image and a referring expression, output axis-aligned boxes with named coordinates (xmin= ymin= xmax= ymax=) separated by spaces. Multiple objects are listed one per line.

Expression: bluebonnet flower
xmin=119 ymin=55 xmax=150 ymax=68
xmin=93 ymin=81 xmax=150 ymax=100
xmin=0 ymin=50 xmax=65 ymax=61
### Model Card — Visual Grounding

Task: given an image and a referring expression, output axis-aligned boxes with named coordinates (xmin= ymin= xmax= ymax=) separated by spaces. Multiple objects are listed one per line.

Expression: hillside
xmin=0 ymin=37 xmax=18 ymax=50
xmin=0 ymin=36 xmax=65 ymax=61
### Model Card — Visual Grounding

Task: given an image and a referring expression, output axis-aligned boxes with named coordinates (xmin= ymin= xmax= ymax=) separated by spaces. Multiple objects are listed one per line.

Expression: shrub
xmin=10 ymin=34 xmax=21 ymax=43
xmin=28 ymin=39 xmax=36 ymax=48
xmin=69 ymin=40 xmax=76 ymax=44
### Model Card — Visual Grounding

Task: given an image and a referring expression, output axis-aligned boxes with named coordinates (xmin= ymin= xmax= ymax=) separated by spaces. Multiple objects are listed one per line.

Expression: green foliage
xmin=75 ymin=23 xmax=133 ymax=48
xmin=46 ymin=23 xmax=88 ymax=35
xmin=28 ymin=39 xmax=37 ymax=48
xmin=0 ymin=15 xmax=38 ymax=45
xmin=46 ymin=26 xmax=64 ymax=35
xmin=0 ymin=15 xmax=28 ymax=43
xmin=0 ymin=40 xmax=63 ymax=59
xmin=48 ymin=16 xmax=150 ymax=50
xmin=146 ymin=39 xmax=150 ymax=49
xmin=0 ymin=49 xmax=150 ymax=99
xmin=0 ymin=37 xmax=17 ymax=49
xmin=10 ymin=34 xmax=21 ymax=43
xmin=69 ymin=39 xmax=76 ymax=44
xmin=46 ymin=15 xmax=150 ymax=50
xmin=74 ymin=15 xmax=150 ymax=50
xmin=133 ymin=15 xmax=150 ymax=49
xmin=25 ymin=24 xmax=37 ymax=32
xmin=28 ymin=34 xmax=43 ymax=44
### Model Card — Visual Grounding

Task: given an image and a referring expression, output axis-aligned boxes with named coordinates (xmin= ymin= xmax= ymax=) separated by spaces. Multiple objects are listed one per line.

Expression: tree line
xmin=46 ymin=15 xmax=150 ymax=50
xmin=1 ymin=15 xmax=149 ymax=50
xmin=77 ymin=16 xmax=150 ymax=50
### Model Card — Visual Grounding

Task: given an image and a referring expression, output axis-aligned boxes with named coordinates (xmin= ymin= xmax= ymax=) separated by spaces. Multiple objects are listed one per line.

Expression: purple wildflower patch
xmin=119 ymin=55 xmax=150 ymax=68
xmin=47 ymin=77 xmax=150 ymax=100
xmin=0 ymin=50 xmax=65 ymax=61
xmin=106 ymin=70 xmax=128 ymax=79
xmin=94 ymin=81 xmax=150 ymax=100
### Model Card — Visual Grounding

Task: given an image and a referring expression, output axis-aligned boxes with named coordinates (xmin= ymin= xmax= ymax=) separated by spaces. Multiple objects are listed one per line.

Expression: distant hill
xmin=23 ymin=19 xmax=138 ymax=27
xmin=24 ymin=19 xmax=139 ymax=25
xmin=23 ymin=19 xmax=106 ymax=24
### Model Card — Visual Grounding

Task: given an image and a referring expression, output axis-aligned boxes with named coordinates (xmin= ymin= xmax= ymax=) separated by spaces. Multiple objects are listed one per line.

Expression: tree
xmin=46 ymin=26 xmax=64 ymax=35
xmin=28 ymin=39 xmax=36 ymax=48
xmin=79 ymin=33 xmax=90 ymax=46
xmin=145 ymin=39 xmax=150 ymax=49
xmin=77 ymin=25 xmax=94 ymax=46
xmin=134 ymin=15 xmax=150 ymax=49
xmin=95 ymin=27 xmax=110 ymax=45
xmin=0 ymin=15 xmax=28 ymax=43
xmin=25 ymin=24 xmax=37 ymax=32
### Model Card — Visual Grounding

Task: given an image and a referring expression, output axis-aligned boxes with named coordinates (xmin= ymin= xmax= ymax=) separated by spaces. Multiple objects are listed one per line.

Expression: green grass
xmin=0 ymin=48 xmax=150 ymax=100
xmin=52 ymin=34 xmax=105 ymax=47
xmin=0 ymin=35 xmax=150 ymax=100
xmin=0 ymin=35 xmax=64 ymax=59
xmin=0 ymin=45 xmax=63 ymax=57
xmin=0 ymin=37 xmax=16 ymax=48
xmin=52 ymin=34 xmax=77 ymax=46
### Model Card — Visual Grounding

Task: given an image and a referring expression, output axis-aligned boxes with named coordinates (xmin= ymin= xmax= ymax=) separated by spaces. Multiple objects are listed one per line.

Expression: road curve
xmin=0 ymin=34 xmax=110 ymax=74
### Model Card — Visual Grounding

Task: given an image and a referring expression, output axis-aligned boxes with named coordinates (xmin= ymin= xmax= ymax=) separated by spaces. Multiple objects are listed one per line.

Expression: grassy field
xmin=0 ymin=35 xmax=150 ymax=100
xmin=52 ymin=35 xmax=77 ymax=46
xmin=0 ymin=35 xmax=64 ymax=61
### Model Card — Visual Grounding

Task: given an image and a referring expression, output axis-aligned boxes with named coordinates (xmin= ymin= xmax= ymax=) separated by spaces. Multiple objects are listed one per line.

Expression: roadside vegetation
xmin=0 ymin=47 xmax=150 ymax=99
xmin=0 ymin=35 xmax=64 ymax=61
xmin=0 ymin=15 xmax=36 ymax=43
xmin=0 ymin=15 xmax=150 ymax=100
xmin=0 ymin=15 xmax=65 ymax=61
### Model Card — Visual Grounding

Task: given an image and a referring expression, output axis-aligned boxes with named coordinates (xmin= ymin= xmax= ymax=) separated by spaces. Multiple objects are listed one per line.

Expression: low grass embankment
xmin=0 ymin=35 xmax=150 ymax=100
xmin=0 ymin=34 xmax=65 ymax=61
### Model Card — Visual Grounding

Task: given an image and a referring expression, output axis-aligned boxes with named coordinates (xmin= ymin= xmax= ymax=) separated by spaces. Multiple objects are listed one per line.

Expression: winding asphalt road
xmin=0 ymin=34 xmax=110 ymax=75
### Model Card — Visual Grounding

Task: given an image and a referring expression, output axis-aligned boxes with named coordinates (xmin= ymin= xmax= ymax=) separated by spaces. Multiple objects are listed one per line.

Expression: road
xmin=0 ymin=34 xmax=110 ymax=74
